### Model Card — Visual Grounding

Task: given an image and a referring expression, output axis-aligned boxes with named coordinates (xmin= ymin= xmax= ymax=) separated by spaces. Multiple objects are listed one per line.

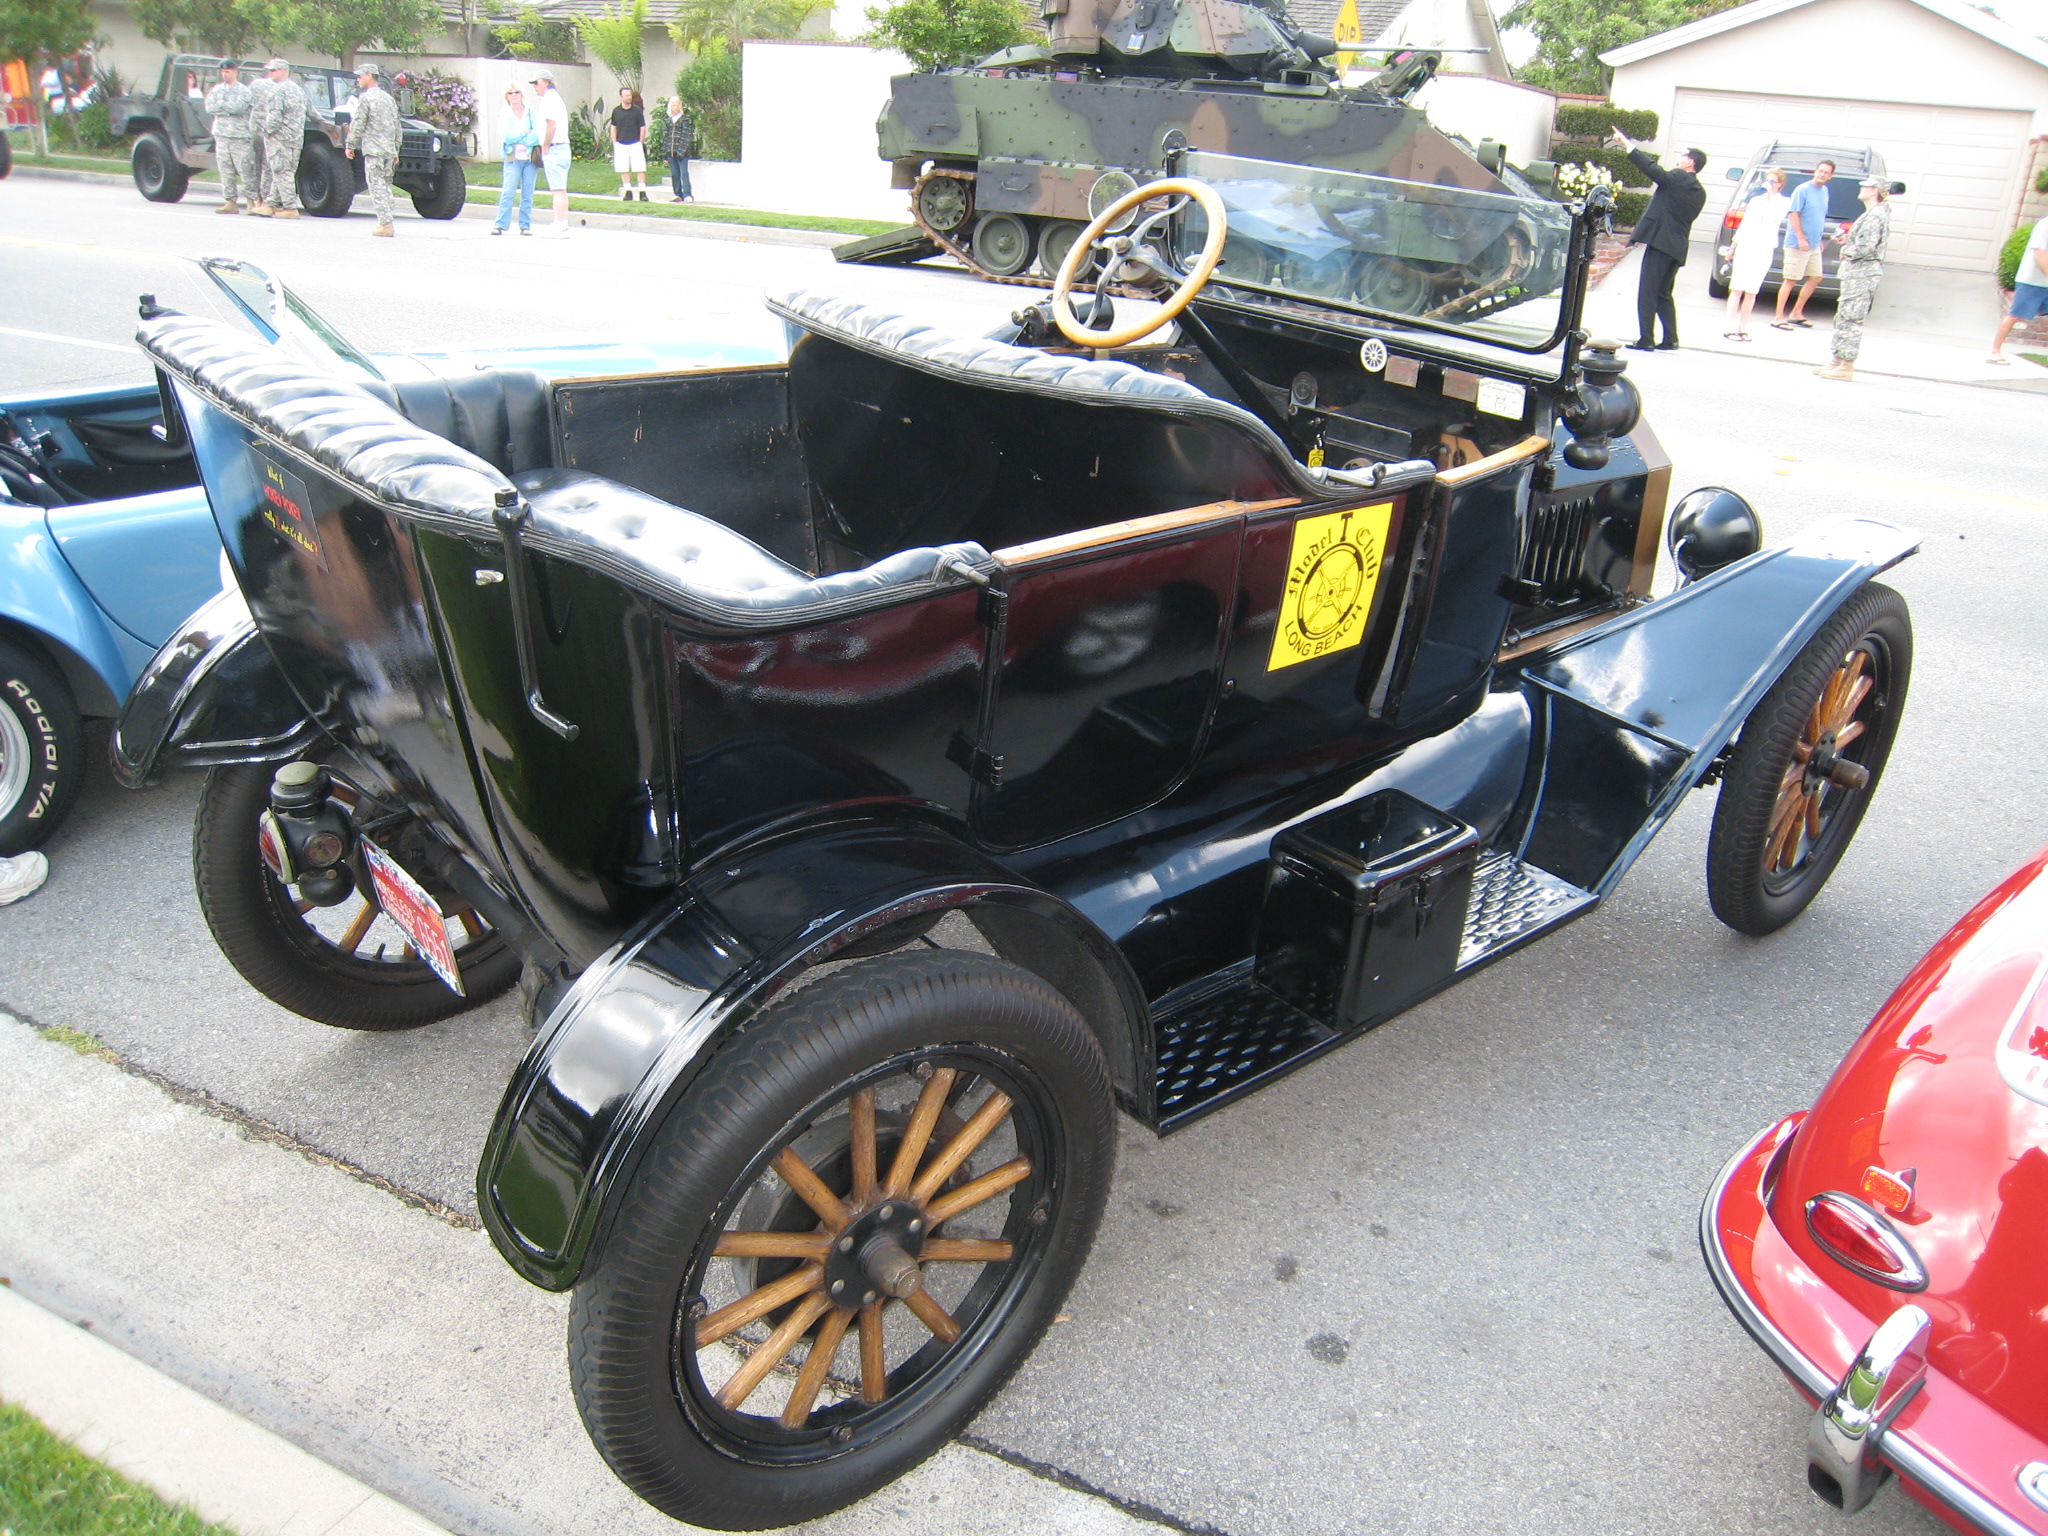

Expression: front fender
xmin=0 ymin=498 xmax=135 ymax=717
xmin=1515 ymin=515 xmax=1921 ymax=894
xmin=110 ymin=586 xmax=318 ymax=787
xmin=477 ymin=813 xmax=1145 ymax=1291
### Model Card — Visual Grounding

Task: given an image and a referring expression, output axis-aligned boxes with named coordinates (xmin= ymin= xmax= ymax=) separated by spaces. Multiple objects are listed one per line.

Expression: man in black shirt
xmin=1610 ymin=128 xmax=1707 ymax=351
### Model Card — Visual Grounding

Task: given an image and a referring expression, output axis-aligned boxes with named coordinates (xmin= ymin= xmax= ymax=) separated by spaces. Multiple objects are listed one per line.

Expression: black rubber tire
xmin=0 ymin=640 xmax=85 ymax=855
xmin=131 ymin=133 xmax=189 ymax=203
xmin=192 ymin=759 xmax=519 ymax=1028
xmin=568 ymin=950 xmax=1117 ymax=1531
xmin=298 ymin=144 xmax=354 ymax=217
xmin=0 ymin=130 xmax=13 ymax=180
xmin=1707 ymin=581 xmax=1911 ymax=936
xmin=410 ymin=158 xmax=467 ymax=220
xmin=970 ymin=212 xmax=1032 ymax=277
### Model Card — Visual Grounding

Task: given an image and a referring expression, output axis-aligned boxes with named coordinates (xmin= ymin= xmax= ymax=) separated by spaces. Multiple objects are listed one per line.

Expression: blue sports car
xmin=0 ymin=255 xmax=778 ymax=853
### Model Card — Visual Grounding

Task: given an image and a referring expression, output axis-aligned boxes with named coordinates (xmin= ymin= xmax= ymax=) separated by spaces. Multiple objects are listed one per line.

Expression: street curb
xmin=6 ymin=163 xmax=145 ymax=187
xmin=0 ymin=1284 xmax=455 ymax=1536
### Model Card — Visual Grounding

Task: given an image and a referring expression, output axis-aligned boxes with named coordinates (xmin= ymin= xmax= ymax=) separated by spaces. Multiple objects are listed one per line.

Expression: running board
xmin=1458 ymin=852 xmax=1596 ymax=968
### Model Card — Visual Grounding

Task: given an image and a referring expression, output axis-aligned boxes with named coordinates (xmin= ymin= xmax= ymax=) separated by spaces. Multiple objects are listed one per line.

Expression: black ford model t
xmin=116 ymin=155 xmax=1916 ymax=1528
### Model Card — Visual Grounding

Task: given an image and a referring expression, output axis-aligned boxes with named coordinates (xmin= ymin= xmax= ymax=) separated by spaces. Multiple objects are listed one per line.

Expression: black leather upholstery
xmin=361 ymin=371 xmax=554 ymax=478
xmin=514 ymin=468 xmax=996 ymax=630
xmin=134 ymin=314 xmax=997 ymax=632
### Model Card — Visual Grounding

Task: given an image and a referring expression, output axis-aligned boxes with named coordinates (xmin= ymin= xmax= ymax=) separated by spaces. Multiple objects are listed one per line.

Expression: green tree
xmin=575 ymin=0 xmax=645 ymax=89
xmin=863 ymin=0 xmax=1031 ymax=71
xmin=1502 ymin=0 xmax=1694 ymax=95
xmin=129 ymin=0 xmax=265 ymax=56
xmin=668 ymin=0 xmax=819 ymax=54
xmin=673 ymin=41 xmax=740 ymax=158
xmin=0 ymin=0 xmax=94 ymax=152
xmin=257 ymin=0 xmax=442 ymax=69
xmin=493 ymin=4 xmax=581 ymax=60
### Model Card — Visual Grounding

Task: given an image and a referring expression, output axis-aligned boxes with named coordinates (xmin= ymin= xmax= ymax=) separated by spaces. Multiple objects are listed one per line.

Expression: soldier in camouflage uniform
xmin=345 ymin=65 xmax=400 ymax=236
xmin=252 ymin=58 xmax=305 ymax=218
xmin=204 ymin=61 xmax=255 ymax=213
xmin=1817 ymin=179 xmax=1893 ymax=383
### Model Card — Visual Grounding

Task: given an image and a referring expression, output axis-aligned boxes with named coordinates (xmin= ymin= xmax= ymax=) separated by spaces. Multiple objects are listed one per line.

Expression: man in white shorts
xmin=533 ymin=66 xmax=573 ymax=235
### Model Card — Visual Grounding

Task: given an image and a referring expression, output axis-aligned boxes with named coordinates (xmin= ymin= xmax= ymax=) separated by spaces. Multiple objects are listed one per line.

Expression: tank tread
xmin=907 ymin=168 xmax=1149 ymax=299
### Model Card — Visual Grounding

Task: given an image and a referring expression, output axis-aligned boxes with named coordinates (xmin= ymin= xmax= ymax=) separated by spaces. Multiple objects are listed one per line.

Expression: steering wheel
xmin=1050 ymin=177 xmax=1228 ymax=349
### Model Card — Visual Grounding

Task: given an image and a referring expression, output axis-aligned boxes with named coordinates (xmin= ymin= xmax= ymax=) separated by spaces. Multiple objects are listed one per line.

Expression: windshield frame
xmin=1167 ymin=152 xmax=1601 ymax=372
xmin=193 ymin=256 xmax=387 ymax=383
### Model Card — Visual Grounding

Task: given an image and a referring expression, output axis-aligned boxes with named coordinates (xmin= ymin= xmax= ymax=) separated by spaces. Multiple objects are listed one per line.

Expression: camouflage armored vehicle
xmin=111 ymin=55 xmax=467 ymax=219
xmin=840 ymin=0 xmax=1560 ymax=317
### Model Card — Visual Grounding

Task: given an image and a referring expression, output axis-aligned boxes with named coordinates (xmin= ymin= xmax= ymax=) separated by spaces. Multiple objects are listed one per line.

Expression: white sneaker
xmin=0 ymin=850 xmax=49 ymax=906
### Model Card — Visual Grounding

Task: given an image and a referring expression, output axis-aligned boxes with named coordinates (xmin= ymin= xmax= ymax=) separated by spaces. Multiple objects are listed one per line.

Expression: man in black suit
xmin=1610 ymin=128 xmax=1707 ymax=351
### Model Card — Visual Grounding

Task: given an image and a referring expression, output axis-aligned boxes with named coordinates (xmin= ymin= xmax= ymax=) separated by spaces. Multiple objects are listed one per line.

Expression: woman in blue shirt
xmin=493 ymin=83 xmax=542 ymax=235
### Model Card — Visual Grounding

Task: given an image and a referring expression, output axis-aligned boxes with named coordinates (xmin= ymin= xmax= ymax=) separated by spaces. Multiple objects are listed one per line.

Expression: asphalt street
xmin=5 ymin=175 xmax=2047 ymax=1536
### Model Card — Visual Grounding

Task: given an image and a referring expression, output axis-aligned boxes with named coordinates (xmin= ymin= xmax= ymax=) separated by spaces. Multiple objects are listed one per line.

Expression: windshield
xmin=1175 ymin=151 xmax=1579 ymax=358
xmin=197 ymin=257 xmax=386 ymax=382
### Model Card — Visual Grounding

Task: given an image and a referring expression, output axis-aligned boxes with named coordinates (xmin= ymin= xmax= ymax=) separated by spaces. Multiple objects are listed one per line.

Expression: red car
xmin=1704 ymin=845 xmax=2048 ymax=1535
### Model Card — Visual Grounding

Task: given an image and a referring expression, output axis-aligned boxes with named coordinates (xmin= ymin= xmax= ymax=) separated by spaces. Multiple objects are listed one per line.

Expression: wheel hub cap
xmin=826 ymin=1201 xmax=927 ymax=1305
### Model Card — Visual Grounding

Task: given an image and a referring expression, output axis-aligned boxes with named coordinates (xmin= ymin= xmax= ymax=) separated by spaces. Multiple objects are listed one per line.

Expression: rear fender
xmin=477 ymin=813 xmax=1145 ymax=1291
xmin=1514 ymin=516 xmax=1920 ymax=894
xmin=110 ymin=586 xmax=318 ymax=787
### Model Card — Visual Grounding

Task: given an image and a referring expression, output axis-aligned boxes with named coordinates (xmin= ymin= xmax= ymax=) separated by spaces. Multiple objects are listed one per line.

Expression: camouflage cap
xmin=266 ymin=57 xmax=290 ymax=71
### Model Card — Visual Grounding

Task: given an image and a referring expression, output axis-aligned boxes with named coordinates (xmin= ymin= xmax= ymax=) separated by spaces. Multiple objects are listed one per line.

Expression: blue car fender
xmin=476 ymin=813 xmax=1146 ymax=1291
xmin=0 ymin=496 xmax=137 ymax=717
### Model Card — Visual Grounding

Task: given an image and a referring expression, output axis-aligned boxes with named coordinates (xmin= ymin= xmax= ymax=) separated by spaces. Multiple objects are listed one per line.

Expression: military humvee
xmin=110 ymin=55 xmax=467 ymax=219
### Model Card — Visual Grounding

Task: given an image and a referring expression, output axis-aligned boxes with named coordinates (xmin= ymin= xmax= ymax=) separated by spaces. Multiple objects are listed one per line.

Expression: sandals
xmin=1772 ymin=321 xmax=1797 ymax=331
xmin=1724 ymin=331 xmax=1751 ymax=341
xmin=1987 ymin=356 xmax=2013 ymax=366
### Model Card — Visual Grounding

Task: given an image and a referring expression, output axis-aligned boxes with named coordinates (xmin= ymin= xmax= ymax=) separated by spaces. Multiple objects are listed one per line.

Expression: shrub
xmin=1553 ymin=161 xmax=1614 ymax=201
xmin=2037 ymin=166 xmax=2048 ymax=194
xmin=644 ymin=104 xmax=666 ymax=159
xmin=862 ymin=0 xmax=1033 ymax=71
xmin=1568 ymin=141 xmax=1651 ymax=186
xmin=1998 ymin=223 xmax=2037 ymax=291
xmin=492 ymin=5 xmax=581 ymax=60
xmin=1613 ymin=189 xmax=1649 ymax=228
xmin=1554 ymin=103 xmax=1658 ymax=142
xmin=675 ymin=45 xmax=740 ymax=160
xmin=569 ymin=100 xmax=602 ymax=159
xmin=406 ymin=67 xmax=476 ymax=144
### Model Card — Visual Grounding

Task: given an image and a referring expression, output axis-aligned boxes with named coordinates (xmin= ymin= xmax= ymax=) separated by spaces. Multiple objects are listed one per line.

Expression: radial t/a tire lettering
xmin=1706 ymin=581 xmax=1911 ymax=936
xmin=193 ymin=758 xmax=519 ymax=1028
xmin=0 ymin=640 xmax=84 ymax=855
xmin=567 ymin=950 xmax=1117 ymax=1531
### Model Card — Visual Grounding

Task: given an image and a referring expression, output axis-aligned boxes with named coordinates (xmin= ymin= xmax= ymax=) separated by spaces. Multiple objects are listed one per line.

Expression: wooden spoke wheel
xmin=1707 ymin=582 xmax=1912 ymax=935
xmin=567 ymin=951 xmax=1116 ymax=1531
xmin=192 ymin=754 xmax=518 ymax=1028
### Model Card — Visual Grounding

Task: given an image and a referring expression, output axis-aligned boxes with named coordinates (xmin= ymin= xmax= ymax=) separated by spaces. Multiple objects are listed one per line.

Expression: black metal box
xmin=1254 ymin=789 xmax=1479 ymax=1031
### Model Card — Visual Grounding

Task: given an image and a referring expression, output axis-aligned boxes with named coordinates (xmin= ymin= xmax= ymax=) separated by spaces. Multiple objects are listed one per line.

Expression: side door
xmin=968 ymin=501 xmax=1260 ymax=850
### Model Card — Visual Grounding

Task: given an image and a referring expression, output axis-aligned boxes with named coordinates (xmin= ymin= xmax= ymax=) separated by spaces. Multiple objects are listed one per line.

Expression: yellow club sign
xmin=1267 ymin=503 xmax=1392 ymax=671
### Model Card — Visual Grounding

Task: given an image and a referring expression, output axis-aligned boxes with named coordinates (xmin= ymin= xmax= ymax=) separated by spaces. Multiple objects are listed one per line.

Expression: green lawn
xmin=2024 ymin=351 xmax=2048 ymax=368
xmin=0 ymin=1401 xmax=239 ymax=1536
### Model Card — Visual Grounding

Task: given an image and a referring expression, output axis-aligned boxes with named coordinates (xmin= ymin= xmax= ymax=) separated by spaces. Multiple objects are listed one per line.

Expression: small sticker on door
xmin=253 ymin=448 xmax=324 ymax=569
xmin=1476 ymin=377 xmax=1527 ymax=420
xmin=1267 ymin=503 xmax=1393 ymax=671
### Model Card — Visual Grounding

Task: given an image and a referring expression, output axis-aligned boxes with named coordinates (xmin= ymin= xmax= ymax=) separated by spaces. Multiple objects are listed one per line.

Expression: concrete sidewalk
xmin=0 ymin=1014 xmax=1167 ymax=1536
xmin=1588 ymin=244 xmax=2048 ymax=387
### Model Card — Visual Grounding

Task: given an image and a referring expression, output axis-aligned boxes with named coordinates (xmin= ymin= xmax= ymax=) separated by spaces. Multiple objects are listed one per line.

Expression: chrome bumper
xmin=1699 ymin=1126 xmax=2041 ymax=1536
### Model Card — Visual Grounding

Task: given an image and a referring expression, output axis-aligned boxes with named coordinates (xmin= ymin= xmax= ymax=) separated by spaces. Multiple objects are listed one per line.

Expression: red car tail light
xmin=1805 ymin=1193 xmax=1928 ymax=1291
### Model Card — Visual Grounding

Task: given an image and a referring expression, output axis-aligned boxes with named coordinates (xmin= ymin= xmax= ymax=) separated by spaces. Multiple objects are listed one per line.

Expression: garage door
xmin=1669 ymin=87 xmax=2028 ymax=270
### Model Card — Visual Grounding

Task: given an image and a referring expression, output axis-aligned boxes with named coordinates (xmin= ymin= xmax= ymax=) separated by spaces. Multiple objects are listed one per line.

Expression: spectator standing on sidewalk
xmin=1609 ymin=128 xmax=1706 ymax=351
xmin=1723 ymin=166 xmax=1790 ymax=340
xmin=492 ymin=83 xmax=541 ymax=235
xmin=533 ymin=67 xmax=572 ymax=236
xmin=1817 ymin=177 xmax=1892 ymax=382
xmin=1773 ymin=160 xmax=1835 ymax=329
xmin=344 ymin=65 xmax=400 ymax=237
xmin=204 ymin=60 xmax=255 ymax=214
xmin=252 ymin=59 xmax=305 ymax=219
xmin=609 ymin=87 xmax=649 ymax=201
xmin=1989 ymin=214 xmax=2048 ymax=364
xmin=665 ymin=97 xmax=693 ymax=201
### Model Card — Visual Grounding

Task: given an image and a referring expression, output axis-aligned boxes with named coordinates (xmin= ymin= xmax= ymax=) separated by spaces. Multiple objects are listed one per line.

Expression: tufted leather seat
xmin=362 ymin=371 xmax=554 ymax=478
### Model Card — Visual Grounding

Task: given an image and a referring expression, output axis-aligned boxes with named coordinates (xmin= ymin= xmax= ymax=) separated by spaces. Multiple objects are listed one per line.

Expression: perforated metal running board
xmin=1458 ymin=852 xmax=1595 ymax=968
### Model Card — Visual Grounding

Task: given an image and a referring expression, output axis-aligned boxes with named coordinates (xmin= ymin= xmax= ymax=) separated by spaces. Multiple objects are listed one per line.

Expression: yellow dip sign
xmin=1267 ymin=503 xmax=1393 ymax=671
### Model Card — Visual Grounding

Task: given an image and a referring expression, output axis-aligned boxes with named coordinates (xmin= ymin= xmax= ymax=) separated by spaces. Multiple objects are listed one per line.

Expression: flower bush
xmin=407 ymin=67 xmax=476 ymax=147
xmin=1553 ymin=161 xmax=1615 ymax=202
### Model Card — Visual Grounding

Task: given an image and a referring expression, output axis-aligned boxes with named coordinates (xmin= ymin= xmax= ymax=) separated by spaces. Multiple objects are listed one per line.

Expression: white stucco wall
xmin=1608 ymin=0 xmax=2048 ymax=148
xmin=1366 ymin=0 xmax=1507 ymax=77
xmin=735 ymin=40 xmax=911 ymax=219
xmin=1414 ymin=74 xmax=1556 ymax=165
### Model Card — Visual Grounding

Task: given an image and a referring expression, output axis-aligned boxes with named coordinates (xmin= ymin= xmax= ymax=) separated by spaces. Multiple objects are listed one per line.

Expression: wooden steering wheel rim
xmin=1050 ymin=178 xmax=1229 ymax=350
